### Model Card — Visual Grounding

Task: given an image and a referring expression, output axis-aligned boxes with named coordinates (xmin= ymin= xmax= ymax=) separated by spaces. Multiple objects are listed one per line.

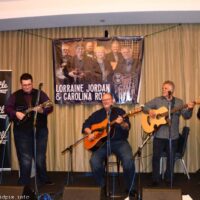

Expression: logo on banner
xmin=113 ymin=73 xmax=138 ymax=103
xmin=0 ymin=80 xmax=9 ymax=94
xmin=0 ymin=70 xmax=12 ymax=169
xmin=0 ymin=131 xmax=7 ymax=144
xmin=0 ymin=105 xmax=7 ymax=119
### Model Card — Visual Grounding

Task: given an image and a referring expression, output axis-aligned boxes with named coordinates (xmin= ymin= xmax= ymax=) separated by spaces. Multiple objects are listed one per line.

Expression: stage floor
xmin=0 ymin=171 xmax=199 ymax=200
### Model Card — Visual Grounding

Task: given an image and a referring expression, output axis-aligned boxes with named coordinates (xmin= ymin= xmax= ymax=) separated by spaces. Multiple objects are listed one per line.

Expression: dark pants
xmin=90 ymin=140 xmax=135 ymax=191
xmin=14 ymin=127 xmax=49 ymax=185
xmin=152 ymin=137 xmax=178 ymax=182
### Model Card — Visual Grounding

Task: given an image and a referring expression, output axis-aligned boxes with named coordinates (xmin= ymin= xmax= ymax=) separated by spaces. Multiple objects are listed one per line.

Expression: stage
xmin=0 ymin=171 xmax=199 ymax=199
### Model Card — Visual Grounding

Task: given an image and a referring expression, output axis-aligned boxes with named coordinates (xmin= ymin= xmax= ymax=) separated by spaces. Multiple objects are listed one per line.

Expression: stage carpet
xmin=0 ymin=171 xmax=199 ymax=200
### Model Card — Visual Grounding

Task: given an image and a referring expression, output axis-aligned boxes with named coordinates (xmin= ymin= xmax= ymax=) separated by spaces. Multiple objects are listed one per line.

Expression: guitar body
xmin=84 ymin=118 xmax=108 ymax=150
xmin=141 ymin=106 xmax=168 ymax=133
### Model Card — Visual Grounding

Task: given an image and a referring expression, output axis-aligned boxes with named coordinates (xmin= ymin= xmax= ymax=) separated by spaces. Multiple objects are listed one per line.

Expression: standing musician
xmin=82 ymin=93 xmax=136 ymax=196
xmin=5 ymin=73 xmax=53 ymax=186
xmin=142 ymin=80 xmax=194 ymax=186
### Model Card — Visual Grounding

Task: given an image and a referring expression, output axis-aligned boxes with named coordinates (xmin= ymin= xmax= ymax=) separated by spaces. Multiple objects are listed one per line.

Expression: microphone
xmin=168 ymin=91 xmax=172 ymax=97
xmin=104 ymin=30 xmax=109 ymax=38
xmin=39 ymin=83 xmax=43 ymax=90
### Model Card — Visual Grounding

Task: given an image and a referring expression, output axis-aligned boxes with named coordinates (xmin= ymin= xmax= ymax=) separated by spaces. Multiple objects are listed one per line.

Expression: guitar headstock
xmin=195 ymin=98 xmax=200 ymax=105
xmin=128 ymin=107 xmax=142 ymax=116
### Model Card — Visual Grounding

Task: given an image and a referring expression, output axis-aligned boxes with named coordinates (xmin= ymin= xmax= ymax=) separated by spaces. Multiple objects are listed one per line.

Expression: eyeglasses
xmin=22 ymin=83 xmax=32 ymax=87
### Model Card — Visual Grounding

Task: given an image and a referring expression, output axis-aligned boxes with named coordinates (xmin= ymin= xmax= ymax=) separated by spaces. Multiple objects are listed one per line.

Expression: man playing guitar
xmin=82 ymin=93 xmax=136 ymax=197
xmin=5 ymin=73 xmax=53 ymax=186
xmin=142 ymin=80 xmax=194 ymax=186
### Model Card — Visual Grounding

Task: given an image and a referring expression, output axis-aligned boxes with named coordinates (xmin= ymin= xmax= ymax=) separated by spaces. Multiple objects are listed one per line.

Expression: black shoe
xmin=101 ymin=186 xmax=107 ymax=197
xmin=23 ymin=186 xmax=37 ymax=200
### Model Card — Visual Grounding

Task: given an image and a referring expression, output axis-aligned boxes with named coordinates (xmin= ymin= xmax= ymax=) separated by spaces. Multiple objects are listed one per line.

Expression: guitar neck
xmin=110 ymin=108 xmax=141 ymax=126
xmin=24 ymin=102 xmax=45 ymax=114
xmin=23 ymin=100 xmax=52 ymax=114
xmin=24 ymin=106 xmax=37 ymax=114
xmin=171 ymin=104 xmax=188 ymax=113
xmin=162 ymin=103 xmax=188 ymax=117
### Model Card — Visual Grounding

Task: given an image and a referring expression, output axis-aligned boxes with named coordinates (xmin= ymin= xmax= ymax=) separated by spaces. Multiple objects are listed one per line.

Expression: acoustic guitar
xmin=84 ymin=107 xmax=142 ymax=150
xmin=141 ymin=100 xmax=200 ymax=134
xmin=16 ymin=100 xmax=53 ymax=125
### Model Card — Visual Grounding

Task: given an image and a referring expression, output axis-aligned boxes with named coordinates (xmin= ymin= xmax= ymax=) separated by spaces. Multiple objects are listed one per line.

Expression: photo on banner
xmin=0 ymin=70 xmax=12 ymax=170
xmin=52 ymin=37 xmax=144 ymax=104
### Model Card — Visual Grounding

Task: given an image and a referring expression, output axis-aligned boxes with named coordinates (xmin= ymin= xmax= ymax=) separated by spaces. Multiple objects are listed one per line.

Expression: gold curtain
xmin=0 ymin=24 xmax=199 ymax=172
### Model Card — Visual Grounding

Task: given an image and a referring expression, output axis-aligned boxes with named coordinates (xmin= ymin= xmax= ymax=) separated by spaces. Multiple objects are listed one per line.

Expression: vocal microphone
xmin=39 ymin=83 xmax=43 ymax=90
xmin=168 ymin=91 xmax=172 ymax=97
xmin=104 ymin=30 xmax=109 ymax=38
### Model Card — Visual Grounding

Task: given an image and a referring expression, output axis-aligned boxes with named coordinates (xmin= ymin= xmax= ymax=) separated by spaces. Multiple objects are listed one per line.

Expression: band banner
xmin=53 ymin=37 xmax=144 ymax=104
xmin=0 ymin=70 xmax=12 ymax=170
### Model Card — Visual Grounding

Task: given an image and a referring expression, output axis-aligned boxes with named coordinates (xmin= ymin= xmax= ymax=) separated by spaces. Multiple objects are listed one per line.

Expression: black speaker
xmin=0 ymin=186 xmax=35 ymax=199
xmin=0 ymin=186 xmax=24 ymax=198
xmin=63 ymin=186 xmax=101 ymax=200
xmin=142 ymin=188 xmax=182 ymax=200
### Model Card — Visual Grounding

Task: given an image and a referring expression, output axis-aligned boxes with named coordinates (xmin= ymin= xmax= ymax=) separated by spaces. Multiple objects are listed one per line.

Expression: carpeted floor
xmin=0 ymin=171 xmax=199 ymax=200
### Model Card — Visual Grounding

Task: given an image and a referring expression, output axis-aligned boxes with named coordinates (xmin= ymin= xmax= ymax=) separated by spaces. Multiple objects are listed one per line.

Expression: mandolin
xmin=16 ymin=100 xmax=53 ymax=125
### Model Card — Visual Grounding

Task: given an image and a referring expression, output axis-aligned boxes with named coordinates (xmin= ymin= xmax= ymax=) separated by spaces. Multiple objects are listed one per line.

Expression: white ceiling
xmin=0 ymin=0 xmax=200 ymax=31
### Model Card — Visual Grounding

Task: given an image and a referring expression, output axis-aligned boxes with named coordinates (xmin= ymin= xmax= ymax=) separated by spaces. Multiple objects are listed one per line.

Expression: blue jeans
xmin=90 ymin=140 xmax=135 ymax=191
xmin=152 ymin=137 xmax=178 ymax=182
xmin=14 ymin=127 xmax=49 ymax=185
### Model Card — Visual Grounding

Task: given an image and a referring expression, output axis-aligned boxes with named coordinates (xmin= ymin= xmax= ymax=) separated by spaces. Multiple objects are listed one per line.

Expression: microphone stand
xmin=168 ymin=99 xmax=173 ymax=188
xmin=106 ymin=109 xmax=111 ymax=197
xmin=105 ymin=107 xmax=121 ymax=198
xmin=61 ymin=146 xmax=75 ymax=185
xmin=33 ymin=83 xmax=43 ymax=197
xmin=64 ymin=145 xmax=73 ymax=185
xmin=61 ymin=136 xmax=88 ymax=185
xmin=133 ymin=132 xmax=153 ymax=200
xmin=50 ymin=137 xmax=87 ymax=199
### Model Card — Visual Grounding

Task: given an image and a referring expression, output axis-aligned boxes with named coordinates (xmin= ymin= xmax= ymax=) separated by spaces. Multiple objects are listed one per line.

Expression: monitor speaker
xmin=0 ymin=186 xmax=35 ymax=199
xmin=142 ymin=188 xmax=182 ymax=200
xmin=0 ymin=186 xmax=24 ymax=198
xmin=63 ymin=186 xmax=101 ymax=200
